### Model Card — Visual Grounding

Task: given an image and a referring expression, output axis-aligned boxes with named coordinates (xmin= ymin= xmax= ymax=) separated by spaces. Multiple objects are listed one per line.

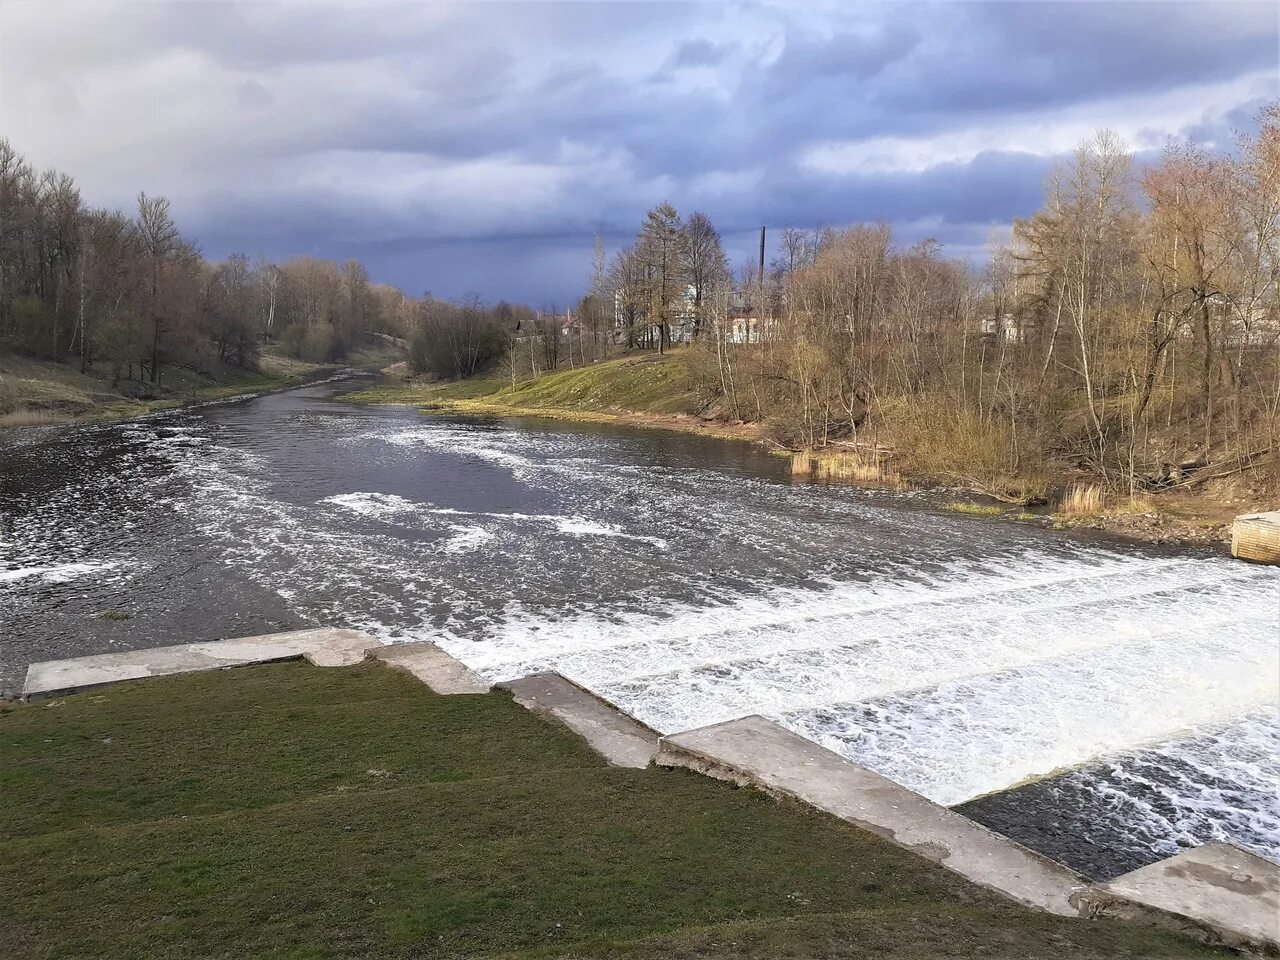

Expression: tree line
xmin=0 ymin=139 xmax=547 ymax=391
xmin=580 ymin=110 xmax=1279 ymax=497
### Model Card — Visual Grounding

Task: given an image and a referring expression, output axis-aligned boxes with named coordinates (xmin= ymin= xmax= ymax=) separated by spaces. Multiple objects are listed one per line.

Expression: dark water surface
xmin=2 ymin=379 xmax=1277 ymax=879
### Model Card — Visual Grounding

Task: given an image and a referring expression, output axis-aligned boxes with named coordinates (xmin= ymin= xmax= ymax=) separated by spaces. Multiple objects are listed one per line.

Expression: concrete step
xmin=498 ymin=672 xmax=660 ymax=769
xmin=22 ymin=627 xmax=377 ymax=700
xmin=1075 ymin=842 xmax=1280 ymax=954
xmin=656 ymin=715 xmax=1084 ymax=916
xmin=367 ymin=641 xmax=491 ymax=694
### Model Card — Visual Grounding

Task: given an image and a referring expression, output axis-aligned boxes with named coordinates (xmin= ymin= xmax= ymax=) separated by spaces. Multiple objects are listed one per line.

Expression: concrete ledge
xmin=1232 ymin=510 xmax=1280 ymax=564
xmin=1074 ymin=843 xmax=1280 ymax=955
xmin=498 ymin=672 xmax=660 ymax=769
xmin=22 ymin=628 xmax=377 ymax=700
xmin=366 ymin=641 xmax=491 ymax=694
xmin=656 ymin=715 xmax=1084 ymax=916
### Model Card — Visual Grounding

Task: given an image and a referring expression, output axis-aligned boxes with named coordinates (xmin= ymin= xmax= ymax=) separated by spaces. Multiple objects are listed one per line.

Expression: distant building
xmin=718 ymin=308 xmax=770 ymax=344
xmin=980 ymin=313 xmax=1021 ymax=341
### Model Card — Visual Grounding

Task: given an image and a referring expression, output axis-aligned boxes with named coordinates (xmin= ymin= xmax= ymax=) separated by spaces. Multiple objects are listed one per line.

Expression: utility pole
xmin=757 ymin=226 xmax=766 ymax=344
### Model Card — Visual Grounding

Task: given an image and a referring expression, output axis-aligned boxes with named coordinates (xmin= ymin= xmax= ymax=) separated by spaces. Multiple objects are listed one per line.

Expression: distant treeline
xmin=0 ymin=139 xmax=544 ymax=388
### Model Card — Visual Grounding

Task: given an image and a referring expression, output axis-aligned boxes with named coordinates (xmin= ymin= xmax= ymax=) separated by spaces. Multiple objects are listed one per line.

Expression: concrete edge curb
xmin=20 ymin=627 xmax=379 ymax=701
xmin=657 ymin=716 xmax=1086 ymax=916
xmin=497 ymin=671 xmax=660 ymax=768
xmin=364 ymin=640 xmax=491 ymax=694
xmin=21 ymin=653 xmax=308 ymax=702
xmin=16 ymin=630 xmax=1277 ymax=954
xmin=1072 ymin=843 xmax=1280 ymax=956
xmin=655 ymin=716 xmax=1279 ymax=953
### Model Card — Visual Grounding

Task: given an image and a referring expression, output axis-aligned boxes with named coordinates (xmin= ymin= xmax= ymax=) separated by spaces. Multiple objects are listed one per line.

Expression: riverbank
xmin=346 ymin=351 xmax=764 ymax=442
xmin=0 ymin=339 xmax=404 ymax=428
xmin=344 ymin=354 xmax=1266 ymax=550
xmin=0 ymin=658 xmax=1226 ymax=959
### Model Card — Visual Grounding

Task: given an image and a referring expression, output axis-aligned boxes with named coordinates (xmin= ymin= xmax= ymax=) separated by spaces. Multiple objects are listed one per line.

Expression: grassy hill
xmin=0 ymin=660 xmax=1225 ymax=959
xmin=0 ymin=338 xmax=405 ymax=427
xmin=350 ymin=351 xmax=702 ymax=414
xmin=343 ymin=351 xmax=756 ymax=439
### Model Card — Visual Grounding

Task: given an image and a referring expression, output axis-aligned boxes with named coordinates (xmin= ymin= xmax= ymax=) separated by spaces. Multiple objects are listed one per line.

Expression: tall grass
xmin=792 ymin=449 xmax=896 ymax=484
xmin=1058 ymin=484 xmax=1159 ymax=517
xmin=1059 ymin=484 xmax=1105 ymax=516
xmin=789 ymin=452 xmax=814 ymax=476
xmin=815 ymin=451 xmax=892 ymax=483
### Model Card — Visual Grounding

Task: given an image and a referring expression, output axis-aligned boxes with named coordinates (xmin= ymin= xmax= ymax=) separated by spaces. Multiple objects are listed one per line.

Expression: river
xmin=2 ymin=378 xmax=1277 ymax=880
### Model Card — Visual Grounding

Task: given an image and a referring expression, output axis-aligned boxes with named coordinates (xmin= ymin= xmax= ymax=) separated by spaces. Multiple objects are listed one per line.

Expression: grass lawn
xmin=345 ymin=352 xmax=709 ymax=421
xmin=0 ymin=661 xmax=1226 ymax=959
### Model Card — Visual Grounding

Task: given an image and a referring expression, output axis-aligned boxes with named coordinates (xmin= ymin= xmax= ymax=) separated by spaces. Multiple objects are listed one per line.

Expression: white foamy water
xmin=321 ymin=491 xmax=669 ymax=548
xmin=0 ymin=560 xmax=126 ymax=584
xmin=446 ymin=553 xmax=1276 ymax=805
xmin=784 ymin=613 xmax=1273 ymax=805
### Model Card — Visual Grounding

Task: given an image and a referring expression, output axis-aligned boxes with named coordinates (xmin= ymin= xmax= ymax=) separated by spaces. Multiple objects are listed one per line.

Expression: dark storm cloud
xmin=667 ymin=38 xmax=736 ymax=70
xmin=1 ymin=0 xmax=1275 ymax=303
xmin=871 ymin=1 xmax=1279 ymax=116
xmin=767 ymin=23 xmax=921 ymax=87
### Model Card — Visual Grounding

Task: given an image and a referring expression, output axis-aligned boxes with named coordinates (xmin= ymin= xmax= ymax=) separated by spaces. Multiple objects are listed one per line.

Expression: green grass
xmin=346 ymin=352 xmax=707 ymax=421
xmin=0 ymin=661 xmax=1225 ymax=959
xmin=941 ymin=500 xmax=1006 ymax=517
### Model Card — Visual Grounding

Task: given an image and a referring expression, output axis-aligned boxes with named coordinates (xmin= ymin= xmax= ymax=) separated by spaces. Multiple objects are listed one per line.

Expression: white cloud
xmin=799 ymin=69 xmax=1277 ymax=177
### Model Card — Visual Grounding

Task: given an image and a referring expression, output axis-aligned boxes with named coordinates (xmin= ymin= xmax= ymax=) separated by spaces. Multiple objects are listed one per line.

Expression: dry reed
xmin=812 ymin=450 xmax=896 ymax=484
xmin=1059 ymin=484 xmax=1105 ymax=516
xmin=790 ymin=452 xmax=815 ymax=476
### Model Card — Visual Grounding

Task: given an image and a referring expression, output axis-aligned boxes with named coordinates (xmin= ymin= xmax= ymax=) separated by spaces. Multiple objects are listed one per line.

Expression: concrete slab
xmin=498 ymin=672 xmax=659 ymax=769
xmin=1232 ymin=510 xmax=1280 ymax=564
xmin=1075 ymin=843 xmax=1280 ymax=954
xmin=367 ymin=641 xmax=490 ymax=694
xmin=22 ymin=628 xmax=377 ymax=700
xmin=657 ymin=715 xmax=1084 ymax=916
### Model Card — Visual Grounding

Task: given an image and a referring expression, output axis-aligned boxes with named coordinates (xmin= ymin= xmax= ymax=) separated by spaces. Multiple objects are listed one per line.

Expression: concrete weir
xmin=656 ymin=715 xmax=1085 ymax=916
xmin=22 ymin=627 xmax=377 ymax=700
xmin=1075 ymin=843 xmax=1280 ymax=955
xmin=367 ymin=640 xmax=491 ymax=694
xmin=1232 ymin=510 xmax=1280 ymax=564
xmin=498 ymin=672 xmax=660 ymax=769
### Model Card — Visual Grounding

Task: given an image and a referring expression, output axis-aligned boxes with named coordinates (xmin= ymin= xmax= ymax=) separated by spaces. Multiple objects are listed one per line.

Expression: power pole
xmin=757 ymin=225 xmax=766 ymax=343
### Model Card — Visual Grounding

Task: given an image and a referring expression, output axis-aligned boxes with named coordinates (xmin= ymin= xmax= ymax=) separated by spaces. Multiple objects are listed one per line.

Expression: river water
xmin=2 ymin=379 xmax=1277 ymax=879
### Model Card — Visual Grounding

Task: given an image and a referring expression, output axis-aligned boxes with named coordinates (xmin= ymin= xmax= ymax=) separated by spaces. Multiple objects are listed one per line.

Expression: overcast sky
xmin=1 ymin=0 xmax=1276 ymax=304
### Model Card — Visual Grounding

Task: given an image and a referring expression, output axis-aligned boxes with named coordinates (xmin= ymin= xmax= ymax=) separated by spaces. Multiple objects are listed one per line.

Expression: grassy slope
xmin=347 ymin=352 xmax=712 ymax=426
xmin=0 ymin=350 xmax=329 ymax=425
xmin=0 ymin=661 xmax=1223 ymax=960
xmin=0 ymin=338 xmax=405 ymax=426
